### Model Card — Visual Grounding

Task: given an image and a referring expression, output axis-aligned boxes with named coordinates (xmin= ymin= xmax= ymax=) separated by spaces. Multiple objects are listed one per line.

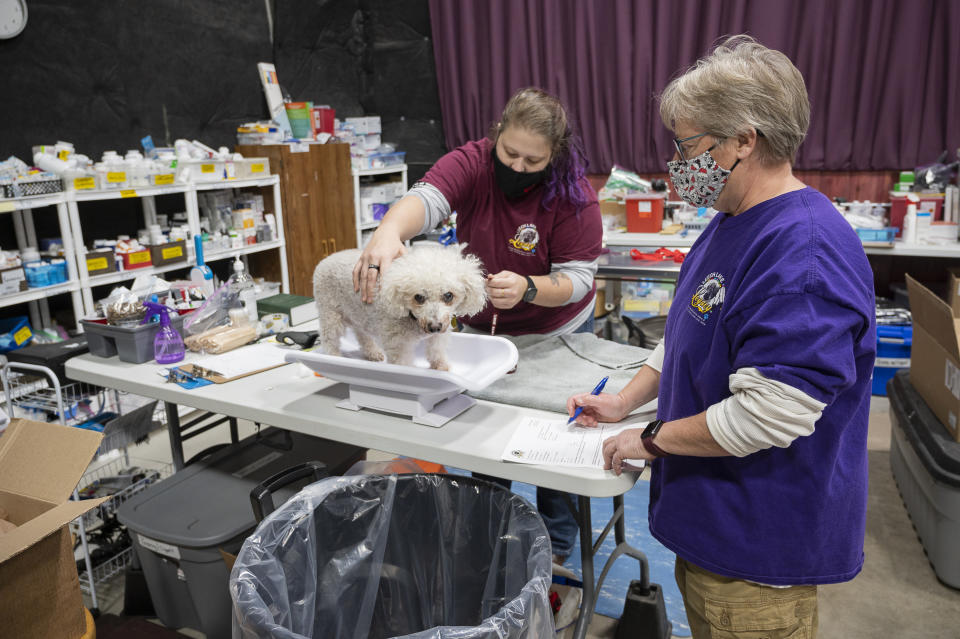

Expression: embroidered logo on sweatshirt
xmin=688 ymin=272 xmax=726 ymax=324
xmin=508 ymin=224 xmax=539 ymax=255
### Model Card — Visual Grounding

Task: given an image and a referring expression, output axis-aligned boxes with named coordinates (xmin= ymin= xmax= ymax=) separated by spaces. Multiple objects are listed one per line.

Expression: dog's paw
xmin=363 ymin=349 xmax=385 ymax=362
xmin=428 ymin=359 xmax=450 ymax=371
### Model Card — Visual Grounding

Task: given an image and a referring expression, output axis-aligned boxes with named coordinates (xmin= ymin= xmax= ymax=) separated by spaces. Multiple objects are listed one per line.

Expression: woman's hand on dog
xmin=486 ymin=271 xmax=525 ymax=309
xmin=353 ymin=232 xmax=407 ymax=303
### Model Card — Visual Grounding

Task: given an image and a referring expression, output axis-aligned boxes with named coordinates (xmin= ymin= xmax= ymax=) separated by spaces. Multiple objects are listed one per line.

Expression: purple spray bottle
xmin=142 ymin=301 xmax=185 ymax=364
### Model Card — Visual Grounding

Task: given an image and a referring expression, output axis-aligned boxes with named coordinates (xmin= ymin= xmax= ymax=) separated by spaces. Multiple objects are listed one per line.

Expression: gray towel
xmin=468 ymin=335 xmax=651 ymax=414
xmin=560 ymin=333 xmax=651 ymax=370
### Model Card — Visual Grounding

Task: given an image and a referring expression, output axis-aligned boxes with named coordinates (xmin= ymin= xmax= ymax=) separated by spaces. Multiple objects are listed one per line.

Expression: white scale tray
xmin=285 ymin=332 xmax=519 ymax=427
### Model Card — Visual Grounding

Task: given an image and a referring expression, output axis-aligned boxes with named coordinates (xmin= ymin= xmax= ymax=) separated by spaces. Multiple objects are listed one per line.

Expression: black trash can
xmin=230 ymin=473 xmax=554 ymax=639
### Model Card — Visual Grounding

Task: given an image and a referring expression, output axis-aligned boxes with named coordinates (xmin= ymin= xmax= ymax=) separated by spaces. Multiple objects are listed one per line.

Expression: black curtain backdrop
xmin=428 ymin=0 xmax=960 ymax=174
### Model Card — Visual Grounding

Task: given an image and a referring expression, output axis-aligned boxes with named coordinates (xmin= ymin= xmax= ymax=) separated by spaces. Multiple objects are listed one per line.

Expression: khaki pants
xmin=675 ymin=557 xmax=818 ymax=639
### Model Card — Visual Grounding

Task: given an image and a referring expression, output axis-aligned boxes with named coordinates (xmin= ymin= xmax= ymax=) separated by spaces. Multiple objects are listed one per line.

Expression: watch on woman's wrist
xmin=641 ymin=419 xmax=670 ymax=457
xmin=522 ymin=275 xmax=538 ymax=303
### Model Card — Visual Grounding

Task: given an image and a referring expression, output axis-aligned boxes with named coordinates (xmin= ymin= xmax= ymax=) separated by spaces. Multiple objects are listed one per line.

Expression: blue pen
xmin=568 ymin=375 xmax=609 ymax=424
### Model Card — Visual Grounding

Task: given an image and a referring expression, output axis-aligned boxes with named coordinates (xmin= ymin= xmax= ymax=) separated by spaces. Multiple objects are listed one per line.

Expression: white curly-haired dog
xmin=312 ymin=245 xmax=487 ymax=370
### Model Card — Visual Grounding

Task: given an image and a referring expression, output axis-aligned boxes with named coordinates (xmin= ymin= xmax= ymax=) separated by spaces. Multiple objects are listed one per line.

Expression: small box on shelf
xmin=149 ymin=239 xmax=188 ymax=266
xmin=120 ymin=249 xmax=153 ymax=270
xmin=85 ymin=249 xmax=117 ymax=275
xmin=0 ymin=264 xmax=27 ymax=294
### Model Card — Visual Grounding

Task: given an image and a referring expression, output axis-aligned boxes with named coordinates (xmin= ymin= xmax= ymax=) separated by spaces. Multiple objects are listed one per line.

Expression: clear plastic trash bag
xmin=230 ymin=473 xmax=554 ymax=639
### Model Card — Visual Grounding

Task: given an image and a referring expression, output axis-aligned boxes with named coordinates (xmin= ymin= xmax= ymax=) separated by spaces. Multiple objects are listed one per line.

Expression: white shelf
xmin=0 ymin=281 xmax=79 ymax=308
xmin=352 ymin=165 xmax=407 ymax=249
xmin=192 ymin=175 xmax=278 ymax=191
xmin=86 ymin=261 xmax=192 ymax=288
xmin=205 ymin=239 xmax=284 ymax=261
xmin=605 ymin=230 xmax=960 ymax=258
xmin=73 ymin=184 xmax=191 ymax=201
xmin=83 ymin=241 xmax=285 ymax=288
xmin=352 ymin=166 xmax=407 ymax=177
xmin=0 ymin=192 xmax=66 ymax=211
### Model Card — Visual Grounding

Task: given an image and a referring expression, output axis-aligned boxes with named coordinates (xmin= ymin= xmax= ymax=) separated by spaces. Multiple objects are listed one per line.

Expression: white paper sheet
xmin=191 ymin=342 xmax=290 ymax=379
xmin=501 ymin=416 xmax=647 ymax=470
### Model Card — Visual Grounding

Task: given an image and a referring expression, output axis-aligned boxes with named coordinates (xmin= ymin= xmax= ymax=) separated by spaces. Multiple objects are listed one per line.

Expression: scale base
xmin=336 ymin=384 xmax=477 ymax=427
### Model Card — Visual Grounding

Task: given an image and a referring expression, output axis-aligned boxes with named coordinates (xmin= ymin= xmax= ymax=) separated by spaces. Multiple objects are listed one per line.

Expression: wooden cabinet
xmin=236 ymin=143 xmax=356 ymax=296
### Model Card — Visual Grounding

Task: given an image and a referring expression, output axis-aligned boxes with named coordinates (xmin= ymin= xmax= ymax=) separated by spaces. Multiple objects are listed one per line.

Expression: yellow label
xmin=120 ymin=190 xmax=137 ymax=198
xmin=73 ymin=176 xmax=96 ymax=190
xmin=154 ymin=173 xmax=175 ymax=185
xmin=106 ymin=171 xmax=127 ymax=183
xmin=242 ymin=218 xmax=255 ymax=229
xmin=623 ymin=299 xmax=661 ymax=313
xmin=161 ymin=246 xmax=183 ymax=259
xmin=250 ymin=163 xmax=265 ymax=173
xmin=128 ymin=251 xmax=151 ymax=265
xmin=13 ymin=326 xmax=31 ymax=345
xmin=86 ymin=257 xmax=109 ymax=271
xmin=0 ymin=202 xmax=14 ymax=213
xmin=200 ymin=164 xmax=216 ymax=174
xmin=57 ymin=149 xmax=71 ymax=161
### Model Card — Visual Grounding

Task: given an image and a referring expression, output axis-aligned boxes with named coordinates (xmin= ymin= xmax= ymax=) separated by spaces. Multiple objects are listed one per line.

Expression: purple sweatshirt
xmin=651 ymin=187 xmax=876 ymax=585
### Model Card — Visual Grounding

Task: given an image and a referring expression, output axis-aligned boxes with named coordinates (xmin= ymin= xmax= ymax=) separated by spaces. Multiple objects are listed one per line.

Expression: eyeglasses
xmin=673 ymin=129 xmax=765 ymax=163
xmin=673 ymin=132 xmax=712 ymax=163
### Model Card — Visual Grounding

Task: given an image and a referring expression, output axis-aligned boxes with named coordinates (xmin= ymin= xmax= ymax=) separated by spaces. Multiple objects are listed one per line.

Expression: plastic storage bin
xmin=874 ymin=324 xmax=912 ymax=395
xmin=118 ymin=428 xmax=366 ymax=639
xmin=887 ymin=371 xmax=960 ymax=587
xmin=855 ymin=227 xmax=898 ymax=243
xmin=231 ymin=473 xmax=553 ymax=639
xmin=890 ymin=192 xmax=944 ymax=236
xmin=82 ymin=313 xmax=187 ymax=363
xmin=23 ymin=259 xmax=68 ymax=288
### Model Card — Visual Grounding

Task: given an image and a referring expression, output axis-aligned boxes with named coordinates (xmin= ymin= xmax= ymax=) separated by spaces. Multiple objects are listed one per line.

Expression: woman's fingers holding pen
xmin=569 ymin=392 xmax=629 ymax=426
xmin=567 ymin=393 xmax=602 ymax=427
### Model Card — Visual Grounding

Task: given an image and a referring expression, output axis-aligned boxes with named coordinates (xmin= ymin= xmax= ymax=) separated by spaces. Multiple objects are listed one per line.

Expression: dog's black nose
xmin=427 ymin=323 xmax=444 ymax=333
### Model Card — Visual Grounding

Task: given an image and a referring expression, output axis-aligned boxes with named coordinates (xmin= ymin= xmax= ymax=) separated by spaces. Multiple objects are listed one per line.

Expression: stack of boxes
xmin=336 ymin=117 xmax=406 ymax=171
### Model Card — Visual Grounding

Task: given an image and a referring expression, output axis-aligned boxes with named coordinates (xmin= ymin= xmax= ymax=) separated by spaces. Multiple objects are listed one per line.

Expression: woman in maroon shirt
xmin=353 ymin=87 xmax=602 ymax=563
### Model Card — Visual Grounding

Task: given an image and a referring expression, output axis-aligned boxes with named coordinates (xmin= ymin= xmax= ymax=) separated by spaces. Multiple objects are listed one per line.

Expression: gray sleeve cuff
xmin=409 ymin=182 xmax=452 ymax=235
xmin=551 ymin=259 xmax=598 ymax=303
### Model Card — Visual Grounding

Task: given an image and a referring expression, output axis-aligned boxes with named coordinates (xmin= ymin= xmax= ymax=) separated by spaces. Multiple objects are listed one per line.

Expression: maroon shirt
xmin=422 ymin=139 xmax=602 ymax=335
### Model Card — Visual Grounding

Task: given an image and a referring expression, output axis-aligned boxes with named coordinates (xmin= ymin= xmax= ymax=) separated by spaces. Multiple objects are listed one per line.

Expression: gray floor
xmin=84 ymin=396 xmax=960 ymax=638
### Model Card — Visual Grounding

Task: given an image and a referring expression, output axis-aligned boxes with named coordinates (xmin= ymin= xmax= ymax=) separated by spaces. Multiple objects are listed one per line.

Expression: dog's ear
xmin=377 ymin=272 xmax=411 ymax=318
xmin=454 ymin=251 xmax=488 ymax=317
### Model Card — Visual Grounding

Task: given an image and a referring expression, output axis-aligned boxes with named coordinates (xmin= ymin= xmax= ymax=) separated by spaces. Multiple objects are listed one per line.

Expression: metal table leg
xmin=165 ymin=401 xmax=185 ymax=471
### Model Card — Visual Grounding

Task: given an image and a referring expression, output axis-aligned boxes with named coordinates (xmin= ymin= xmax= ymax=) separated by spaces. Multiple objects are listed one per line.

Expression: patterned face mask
xmin=667 ymin=148 xmax=740 ymax=209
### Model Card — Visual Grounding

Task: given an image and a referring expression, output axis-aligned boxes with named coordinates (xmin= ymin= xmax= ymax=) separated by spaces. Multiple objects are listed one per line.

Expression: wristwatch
xmin=522 ymin=275 xmax=538 ymax=303
xmin=640 ymin=419 xmax=670 ymax=457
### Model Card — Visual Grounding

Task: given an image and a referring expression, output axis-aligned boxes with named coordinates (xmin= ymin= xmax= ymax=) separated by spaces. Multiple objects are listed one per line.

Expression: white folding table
xmin=66 ymin=349 xmax=654 ymax=638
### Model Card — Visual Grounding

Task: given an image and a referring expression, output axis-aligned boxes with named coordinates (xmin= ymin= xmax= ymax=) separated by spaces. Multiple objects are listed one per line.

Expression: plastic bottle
xmin=902 ymin=203 xmax=918 ymax=244
xmin=229 ymin=256 xmax=258 ymax=324
xmin=190 ymin=235 xmax=215 ymax=297
xmin=142 ymin=301 xmax=185 ymax=364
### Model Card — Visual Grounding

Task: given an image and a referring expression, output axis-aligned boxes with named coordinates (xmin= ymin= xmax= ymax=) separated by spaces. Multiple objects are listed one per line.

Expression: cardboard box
xmin=906 ymin=274 xmax=960 ymax=441
xmin=84 ymin=248 xmax=117 ymax=275
xmin=948 ymin=269 xmax=960 ymax=316
xmin=0 ymin=264 xmax=27 ymax=295
xmin=0 ymin=419 xmax=107 ymax=638
xmin=149 ymin=239 xmax=187 ymax=267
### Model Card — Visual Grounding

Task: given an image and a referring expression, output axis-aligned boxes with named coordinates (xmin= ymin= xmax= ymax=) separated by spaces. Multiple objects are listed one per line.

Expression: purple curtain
xmin=428 ymin=0 xmax=960 ymax=173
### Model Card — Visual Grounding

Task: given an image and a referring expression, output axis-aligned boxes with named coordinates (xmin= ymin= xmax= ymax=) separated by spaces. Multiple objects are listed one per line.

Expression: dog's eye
xmin=442 ymin=292 xmax=454 ymax=304
xmin=414 ymin=294 xmax=426 ymax=304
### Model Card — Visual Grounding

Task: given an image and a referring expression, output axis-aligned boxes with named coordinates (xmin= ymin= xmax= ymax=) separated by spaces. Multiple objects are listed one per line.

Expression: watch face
xmin=0 ymin=0 xmax=27 ymax=39
xmin=642 ymin=419 xmax=663 ymax=438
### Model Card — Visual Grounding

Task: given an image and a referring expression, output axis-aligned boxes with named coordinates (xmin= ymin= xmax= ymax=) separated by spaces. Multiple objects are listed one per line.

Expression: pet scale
xmin=285 ymin=332 xmax=518 ymax=427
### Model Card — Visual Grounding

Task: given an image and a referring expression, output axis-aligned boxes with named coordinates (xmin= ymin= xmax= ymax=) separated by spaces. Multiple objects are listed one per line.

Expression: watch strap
xmin=641 ymin=419 xmax=670 ymax=457
xmin=523 ymin=275 xmax=537 ymax=302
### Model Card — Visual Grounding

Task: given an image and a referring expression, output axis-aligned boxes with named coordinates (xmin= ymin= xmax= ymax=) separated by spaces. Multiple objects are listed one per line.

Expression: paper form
xmin=501 ymin=416 xmax=647 ymax=470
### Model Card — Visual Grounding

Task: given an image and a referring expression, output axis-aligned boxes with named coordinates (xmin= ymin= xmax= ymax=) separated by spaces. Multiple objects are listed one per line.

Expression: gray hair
xmin=659 ymin=35 xmax=810 ymax=165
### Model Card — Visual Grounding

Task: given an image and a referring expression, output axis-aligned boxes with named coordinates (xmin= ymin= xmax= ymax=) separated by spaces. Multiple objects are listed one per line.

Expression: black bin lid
xmin=889 ymin=371 xmax=960 ymax=488
xmin=117 ymin=428 xmax=363 ymax=548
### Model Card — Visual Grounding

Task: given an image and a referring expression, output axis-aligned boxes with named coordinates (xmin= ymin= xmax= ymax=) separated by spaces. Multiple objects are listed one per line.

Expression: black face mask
xmin=492 ymin=147 xmax=550 ymax=199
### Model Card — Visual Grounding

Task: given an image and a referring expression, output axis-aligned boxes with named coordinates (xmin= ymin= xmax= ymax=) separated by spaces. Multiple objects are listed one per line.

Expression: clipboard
xmin=178 ymin=342 xmax=290 ymax=383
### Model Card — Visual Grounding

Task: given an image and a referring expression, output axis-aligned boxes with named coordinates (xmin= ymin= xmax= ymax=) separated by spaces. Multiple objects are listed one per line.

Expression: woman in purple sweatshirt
xmin=569 ymin=36 xmax=875 ymax=638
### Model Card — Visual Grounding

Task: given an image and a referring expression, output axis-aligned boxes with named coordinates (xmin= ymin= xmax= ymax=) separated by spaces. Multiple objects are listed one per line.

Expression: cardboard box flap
xmin=906 ymin=274 xmax=960 ymax=360
xmin=0 ymin=497 xmax=108 ymax=564
xmin=0 ymin=419 xmax=103 ymax=504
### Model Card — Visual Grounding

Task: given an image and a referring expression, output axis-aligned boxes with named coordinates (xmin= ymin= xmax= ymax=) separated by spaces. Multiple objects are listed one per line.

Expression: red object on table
xmin=630 ymin=247 xmax=685 ymax=263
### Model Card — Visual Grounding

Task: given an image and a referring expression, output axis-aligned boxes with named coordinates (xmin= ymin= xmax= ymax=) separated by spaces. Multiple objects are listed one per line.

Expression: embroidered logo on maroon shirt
xmin=508 ymin=223 xmax=539 ymax=255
